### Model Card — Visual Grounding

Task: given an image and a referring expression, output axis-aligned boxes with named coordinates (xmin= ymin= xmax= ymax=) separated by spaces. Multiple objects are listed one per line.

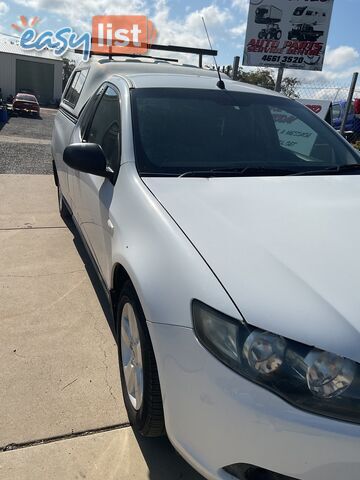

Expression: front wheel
xmin=117 ymin=281 xmax=165 ymax=437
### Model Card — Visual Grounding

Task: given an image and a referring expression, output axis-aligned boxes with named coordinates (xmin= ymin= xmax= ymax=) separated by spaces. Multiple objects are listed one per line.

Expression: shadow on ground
xmin=63 ymin=216 xmax=205 ymax=480
xmin=64 ymin=215 xmax=115 ymax=336
xmin=10 ymin=112 xmax=43 ymax=120
xmin=133 ymin=429 xmax=205 ymax=480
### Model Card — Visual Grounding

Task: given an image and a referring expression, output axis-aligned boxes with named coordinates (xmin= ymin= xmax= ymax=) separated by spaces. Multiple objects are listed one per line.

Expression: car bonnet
xmin=143 ymin=175 xmax=360 ymax=363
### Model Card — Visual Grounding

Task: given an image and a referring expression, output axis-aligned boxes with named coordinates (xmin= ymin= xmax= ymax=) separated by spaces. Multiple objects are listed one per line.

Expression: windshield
xmin=16 ymin=94 xmax=37 ymax=102
xmin=256 ymin=8 xmax=267 ymax=15
xmin=294 ymin=7 xmax=306 ymax=16
xmin=131 ymin=88 xmax=359 ymax=176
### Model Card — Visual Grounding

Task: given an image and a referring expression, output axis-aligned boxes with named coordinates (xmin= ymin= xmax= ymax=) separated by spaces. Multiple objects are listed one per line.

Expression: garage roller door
xmin=16 ymin=59 xmax=54 ymax=105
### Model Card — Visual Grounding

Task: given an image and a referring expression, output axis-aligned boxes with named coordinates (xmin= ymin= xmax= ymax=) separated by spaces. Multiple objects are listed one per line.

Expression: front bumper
xmin=148 ymin=322 xmax=360 ymax=480
xmin=13 ymin=108 xmax=39 ymax=114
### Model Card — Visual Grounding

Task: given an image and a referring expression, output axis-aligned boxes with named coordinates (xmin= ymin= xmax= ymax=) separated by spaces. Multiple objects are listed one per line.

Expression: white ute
xmin=52 ymin=53 xmax=360 ymax=480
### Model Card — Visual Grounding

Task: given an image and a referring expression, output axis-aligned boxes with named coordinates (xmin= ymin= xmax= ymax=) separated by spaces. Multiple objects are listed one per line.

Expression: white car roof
xmin=120 ymin=72 xmax=282 ymax=95
xmin=61 ymin=57 xmax=282 ymax=118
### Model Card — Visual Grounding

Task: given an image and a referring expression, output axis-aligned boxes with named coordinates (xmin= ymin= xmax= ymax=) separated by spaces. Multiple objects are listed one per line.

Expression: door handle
xmin=107 ymin=218 xmax=114 ymax=233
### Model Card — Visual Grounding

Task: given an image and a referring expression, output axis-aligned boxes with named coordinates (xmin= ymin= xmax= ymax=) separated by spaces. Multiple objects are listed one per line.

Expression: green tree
xmin=223 ymin=65 xmax=301 ymax=98
xmin=241 ymin=68 xmax=275 ymax=91
xmin=280 ymin=76 xmax=301 ymax=98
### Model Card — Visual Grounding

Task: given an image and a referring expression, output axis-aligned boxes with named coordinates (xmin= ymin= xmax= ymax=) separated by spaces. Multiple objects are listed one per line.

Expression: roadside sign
xmin=296 ymin=99 xmax=332 ymax=121
xmin=243 ymin=0 xmax=334 ymax=71
xmin=272 ymin=107 xmax=318 ymax=155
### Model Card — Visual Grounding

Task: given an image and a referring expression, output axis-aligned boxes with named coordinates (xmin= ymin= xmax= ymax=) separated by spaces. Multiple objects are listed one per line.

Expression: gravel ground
xmin=0 ymin=108 xmax=56 ymax=174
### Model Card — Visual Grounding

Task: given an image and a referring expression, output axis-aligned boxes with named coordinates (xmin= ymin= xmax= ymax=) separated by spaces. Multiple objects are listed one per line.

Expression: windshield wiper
xmin=179 ymin=167 xmax=244 ymax=178
xmin=179 ymin=167 xmax=293 ymax=178
xmin=139 ymin=172 xmax=180 ymax=177
xmin=141 ymin=165 xmax=360 ymax=178
xmin=290 ymin=164 xmax=360 ymax=176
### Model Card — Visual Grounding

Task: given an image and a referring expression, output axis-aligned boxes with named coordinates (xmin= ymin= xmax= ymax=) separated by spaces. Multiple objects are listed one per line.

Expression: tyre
xmin=275 ymin=30 xmax=282 ymax=40
xmin=117 ymin=281 xmax=165 ymax=437
xmin=57 ymin=185 xmax=71 ymax=219
xmin=258 ymin=30 xmax=265 ymax=39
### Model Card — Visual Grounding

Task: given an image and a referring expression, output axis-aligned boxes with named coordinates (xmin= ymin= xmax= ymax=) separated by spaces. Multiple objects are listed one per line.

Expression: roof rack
xmin=98 ymin=53 xmax=180 ymax=63
xmin=74 ymin=42 xmax=217 ymax=68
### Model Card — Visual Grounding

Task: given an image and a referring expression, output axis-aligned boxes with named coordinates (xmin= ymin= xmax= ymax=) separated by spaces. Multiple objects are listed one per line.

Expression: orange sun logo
xmin=11 ymin=16 xmax=41 ymax=34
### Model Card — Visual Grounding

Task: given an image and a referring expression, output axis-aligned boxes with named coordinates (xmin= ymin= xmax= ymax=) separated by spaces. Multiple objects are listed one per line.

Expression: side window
xmin=80 ymin=87 xmax=104 ymax=136
xmin=64 ymin=69 xmax=89 ymax=108
xmin=86 ymin=86 xmax=121 ymax=173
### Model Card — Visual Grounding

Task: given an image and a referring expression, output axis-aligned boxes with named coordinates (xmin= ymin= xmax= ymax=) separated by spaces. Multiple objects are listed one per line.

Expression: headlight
xmin=193 ymin=300 xmax=360 ymax=424
xmin=243 ymin=331 xmax=286 ymax=374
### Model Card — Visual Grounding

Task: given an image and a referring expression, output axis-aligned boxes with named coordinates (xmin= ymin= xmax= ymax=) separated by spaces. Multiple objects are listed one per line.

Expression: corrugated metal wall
xmin=0 ymin=52 xmax=14 ymax=101
xmin=0 ymin=52 xmax=63 ymax=104
xmin=16 ymin=59 xmax=54 ymax=105
xmin=53 ymin=61 xmax=63 ymax=101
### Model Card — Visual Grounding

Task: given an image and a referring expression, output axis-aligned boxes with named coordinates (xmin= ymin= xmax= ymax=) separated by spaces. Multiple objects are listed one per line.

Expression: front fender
xmin=109 ymin=163 xmax=240 ymax=328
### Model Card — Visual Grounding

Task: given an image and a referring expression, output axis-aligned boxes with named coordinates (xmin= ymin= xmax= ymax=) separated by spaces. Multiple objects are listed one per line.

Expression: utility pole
xmin=340 ymin=72 xmax=359 ymax=137
xmin=275 ymin=65 xmax=285 ymax=93
xmin=232 ymin=56 xmax=240 ymax=81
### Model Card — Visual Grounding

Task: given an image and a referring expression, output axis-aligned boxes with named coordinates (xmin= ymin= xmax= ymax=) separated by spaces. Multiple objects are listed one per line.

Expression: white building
xmin=0 ymin=39 xmax=63 ymax=105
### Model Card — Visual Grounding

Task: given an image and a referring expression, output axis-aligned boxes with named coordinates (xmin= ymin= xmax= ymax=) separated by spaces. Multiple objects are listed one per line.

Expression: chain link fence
xmin=298 ymin=81 xmax=359 ymax=102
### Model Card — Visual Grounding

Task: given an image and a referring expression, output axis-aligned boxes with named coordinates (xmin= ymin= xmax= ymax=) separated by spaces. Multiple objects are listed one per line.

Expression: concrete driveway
xmin=0 ymin=113 xmax=204 ymax=479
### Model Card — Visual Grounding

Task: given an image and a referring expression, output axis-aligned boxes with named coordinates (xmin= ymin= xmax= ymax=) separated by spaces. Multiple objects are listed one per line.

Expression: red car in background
xmin=12 ymin=93 xmax=40 ymax=117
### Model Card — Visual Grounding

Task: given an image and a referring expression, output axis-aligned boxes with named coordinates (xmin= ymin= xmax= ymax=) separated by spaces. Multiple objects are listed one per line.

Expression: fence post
xmin=275 ymin=65 xmax=285 ymax=92
xmin=232 ymin=56 xmax=240 ymax=81
xmin=340 ymin=72 xmax=359 ymax=137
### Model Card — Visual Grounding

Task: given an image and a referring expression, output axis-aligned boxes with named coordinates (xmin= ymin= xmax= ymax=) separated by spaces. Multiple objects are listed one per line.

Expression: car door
xmin=55 ymin=68 xmax=90 ymax=211
xmin=67 ymin=84 xmax=104 ymax=226
xmin=76 ymin=85 xmax=121 ymax=280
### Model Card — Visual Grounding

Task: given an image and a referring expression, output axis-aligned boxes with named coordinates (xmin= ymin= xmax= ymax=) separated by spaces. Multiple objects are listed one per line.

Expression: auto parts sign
xmin=243 ymin=0 xmax=334 ymax=71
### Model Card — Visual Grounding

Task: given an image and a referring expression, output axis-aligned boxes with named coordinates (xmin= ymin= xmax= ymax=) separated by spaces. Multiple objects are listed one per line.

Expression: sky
xmin=0 ymin=0 xmax=359 ymax=85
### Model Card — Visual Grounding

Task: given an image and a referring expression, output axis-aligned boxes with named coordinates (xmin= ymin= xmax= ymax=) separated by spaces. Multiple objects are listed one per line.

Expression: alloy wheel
xmin=120 ymin=302 xmax=144 ymax=411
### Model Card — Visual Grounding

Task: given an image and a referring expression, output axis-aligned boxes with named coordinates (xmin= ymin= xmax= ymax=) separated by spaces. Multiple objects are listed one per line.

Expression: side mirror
xmin=63 ymin=143 xmax=113 ymax=179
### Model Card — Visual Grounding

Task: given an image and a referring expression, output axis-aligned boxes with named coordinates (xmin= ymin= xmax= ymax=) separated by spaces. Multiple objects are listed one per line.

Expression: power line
xmin=0 ymin=31 xmax=20 ymax=40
